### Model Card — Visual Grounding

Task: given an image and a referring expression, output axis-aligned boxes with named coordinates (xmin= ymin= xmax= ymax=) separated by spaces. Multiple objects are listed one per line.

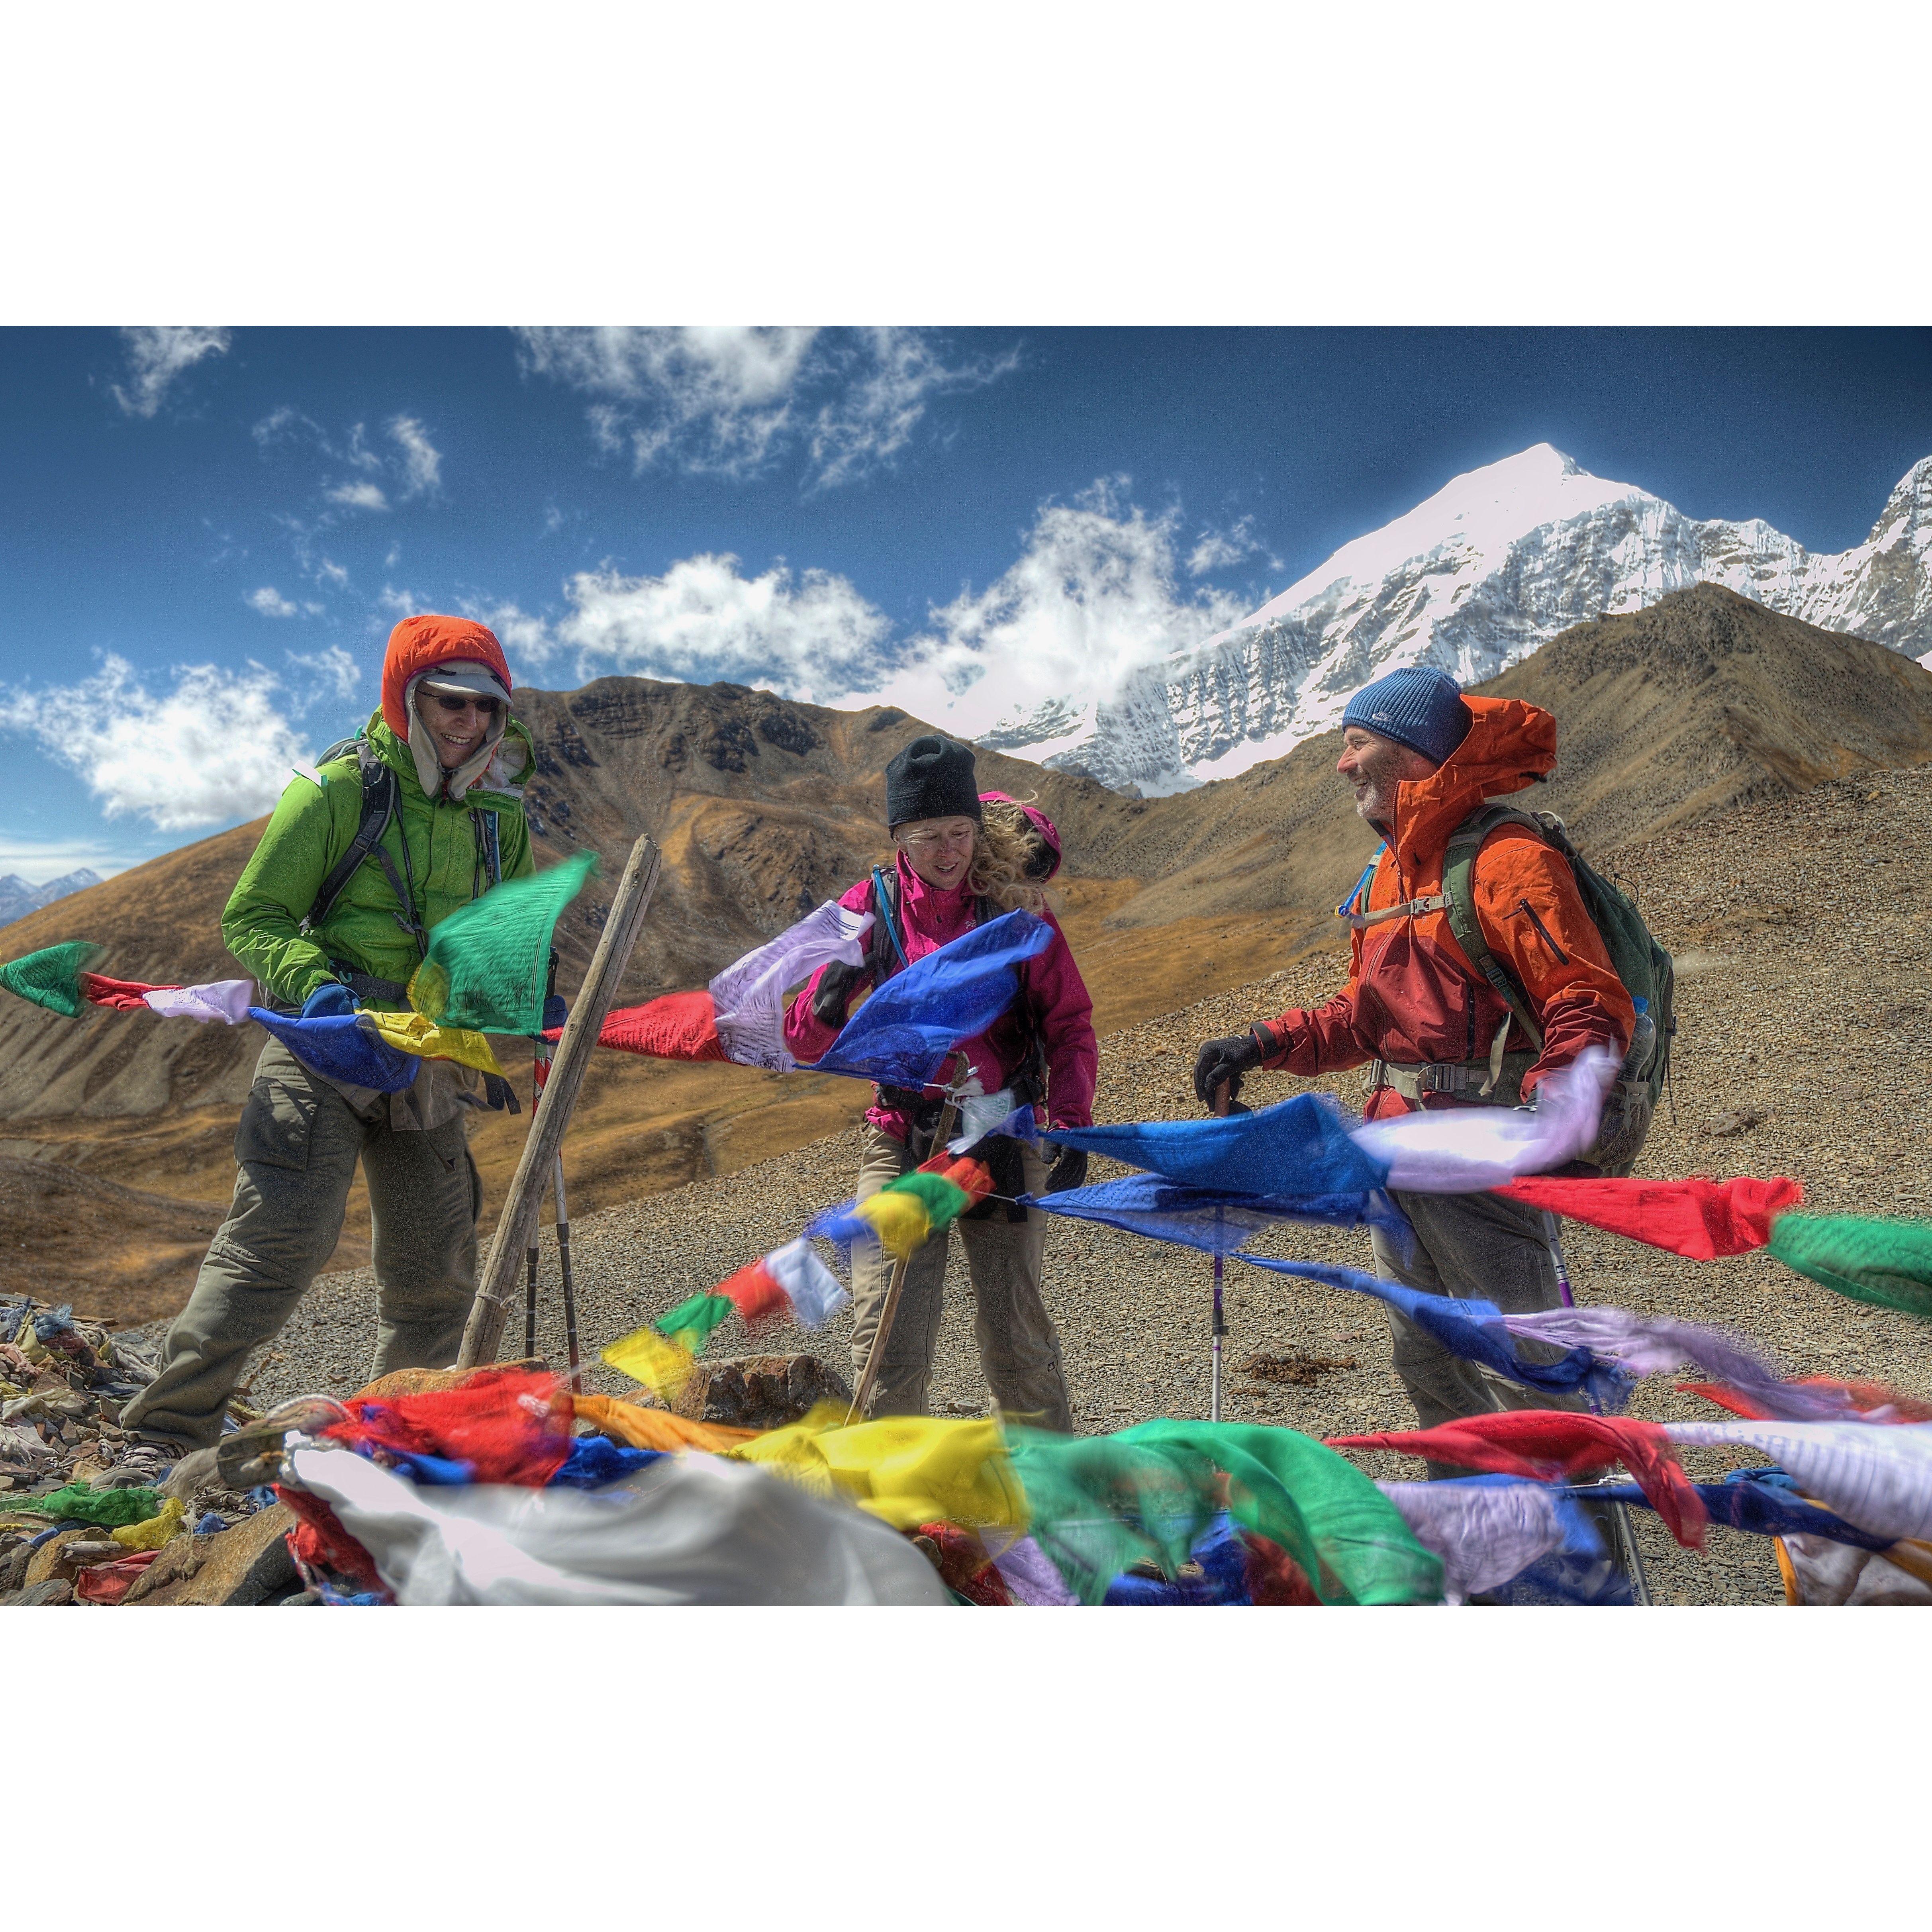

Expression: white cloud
xmin=286 ymin=645 xmax=362 ymax=703
xmin=484 ymin=553 xmax=892 ymax=698
xmin=111 ymin=326 xmax=231 ymax=418
xmin=480 ymin=478 xmax=1242 ymax=747
xmin=0 ymin=836 xmax=142 ymax=884
xmin=379 ymin=584 xmax=433 ymax=617
xmin=388 ymin=415 xmax=443 ymax=499
xmin=519 ymin=325 xmax=1016 ymax=490
xmin=247 ymin=586 xmax=301 ymax=618
xmin=324 ymin=479 xmax=390 ymax=513
xmin=1187 ymin=513 xmax=1276 ymax=576
xmin=805 ymin=327 xmax=1021 ymax=492
xmin=0 ymin=655 xmax=311 ymax=831
xmin=866 ymin=480 xmax=1248 ymax=741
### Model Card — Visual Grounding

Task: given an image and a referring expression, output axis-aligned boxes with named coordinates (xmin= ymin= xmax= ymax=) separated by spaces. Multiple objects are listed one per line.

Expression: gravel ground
xmin=218 ymin=762 xmax=1932 ymax=1607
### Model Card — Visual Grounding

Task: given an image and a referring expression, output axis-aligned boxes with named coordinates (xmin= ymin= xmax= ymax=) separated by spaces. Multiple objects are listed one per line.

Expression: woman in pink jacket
xmin=785 ymin=735 xmax=1096 ymax=1432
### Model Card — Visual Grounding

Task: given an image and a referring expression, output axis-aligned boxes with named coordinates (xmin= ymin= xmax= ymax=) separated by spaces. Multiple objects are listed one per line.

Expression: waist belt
xmin=343 ymin=970 xmax=411 ymax=1006
xmin=1371 ymin=1056 xmax=1537 ymax=1105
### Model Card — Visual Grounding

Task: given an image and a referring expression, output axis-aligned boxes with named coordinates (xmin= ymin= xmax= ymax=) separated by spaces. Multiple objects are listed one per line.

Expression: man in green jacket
xmin=110 ymin=615 xmax=536 ymax=1480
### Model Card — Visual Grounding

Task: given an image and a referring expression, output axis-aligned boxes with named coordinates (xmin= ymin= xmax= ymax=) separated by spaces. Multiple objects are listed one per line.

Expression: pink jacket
xmin=783 ymin=852 xmax=1097 ymax=1142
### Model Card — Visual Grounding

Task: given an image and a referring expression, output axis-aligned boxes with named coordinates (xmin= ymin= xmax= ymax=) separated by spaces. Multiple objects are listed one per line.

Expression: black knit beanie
xmin=885 ymin=735 xmax=983 ymax=829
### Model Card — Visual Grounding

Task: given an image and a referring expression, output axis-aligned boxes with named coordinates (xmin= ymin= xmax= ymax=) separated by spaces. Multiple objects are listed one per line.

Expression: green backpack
xmin=1440 ymin=804 xmax=1675 ymax=1178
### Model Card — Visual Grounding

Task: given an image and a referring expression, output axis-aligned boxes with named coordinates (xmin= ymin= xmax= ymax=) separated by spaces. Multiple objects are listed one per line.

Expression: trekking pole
xmin=524 ymin=1048 xmax=545 ymax=1361
xmin=552 ymin=1151 xmax=580 ymax=1394
xmin=1541 ymin=1208 xmax=1652 ymax=1606
xmin=1211 ymin=1081 xmax=1233 ymax=1424
xmin=846 ymin=1076 xmax=960 ymax=1426
xmin=529 ymin=1042 xmax=582 ymax=1394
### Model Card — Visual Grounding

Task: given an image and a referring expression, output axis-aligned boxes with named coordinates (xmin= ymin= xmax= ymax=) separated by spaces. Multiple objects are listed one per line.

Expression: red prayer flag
xmin=1493 ymin=1174 xmax=1803 ymax=1259
xmin=581 ymin=990 xmax=728 ymax=1062
xmin=1328 ymin=1411 xmax=1707 ymax=1548
xmin=79 ymin=971 xmax=177 ymax=1012
xmin=715 ymin=1256 xmax=790 ymax=1330
xmin=1679 ymin=1376 xmax=1932 ymax=1425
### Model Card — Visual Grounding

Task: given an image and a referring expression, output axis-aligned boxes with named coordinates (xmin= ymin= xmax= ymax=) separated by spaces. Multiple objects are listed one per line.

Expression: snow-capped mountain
xmin=994 ymin=444 xmax=1932 ymax=794
xmin=0 ymin=867 xmax=102 ymax=929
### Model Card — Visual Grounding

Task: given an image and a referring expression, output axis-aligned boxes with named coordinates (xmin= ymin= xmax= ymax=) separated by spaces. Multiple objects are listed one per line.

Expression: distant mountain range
xmin=981 ymin=443 xmax=1932 ymax=793
xmin=0 ymin=868 xmax=101 ymax=929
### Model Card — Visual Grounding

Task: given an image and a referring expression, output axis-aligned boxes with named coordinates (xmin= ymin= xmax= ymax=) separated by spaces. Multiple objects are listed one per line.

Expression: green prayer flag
xmin=1767 ymin=1212 xmax=1932 ymax=1322
xmin=20 ymin=1482 xmax=163 ymax=1527
xmin=1123 ymin=1420 xmax=1445 ymax=1606
xmin=408 ymin=851 xmax=596 ymax=1035
xmin=1004 ymin=1428 xmax=1224 ymax=1605
xmin=881 ymin=1169 xmax=973 ymax=1232
xmin=0 ymin=941 xmax=106 ymax=1019
xmin=654 ymin=1291 xmax=736 ymax=1355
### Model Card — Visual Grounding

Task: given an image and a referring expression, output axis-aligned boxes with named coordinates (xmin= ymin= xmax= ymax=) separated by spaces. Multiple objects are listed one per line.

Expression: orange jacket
xmin=1259 ymin=694 xmax=1633 ymax=1119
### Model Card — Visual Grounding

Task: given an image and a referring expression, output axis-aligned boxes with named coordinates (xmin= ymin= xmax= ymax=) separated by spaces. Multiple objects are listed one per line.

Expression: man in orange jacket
xmin=1193 ymin=668 xmax=1634 ymax=1472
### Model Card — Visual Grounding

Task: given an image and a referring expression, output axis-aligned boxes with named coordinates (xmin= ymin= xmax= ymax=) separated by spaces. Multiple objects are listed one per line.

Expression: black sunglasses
xmin=430 ymin=693 xmax=502 ymax=717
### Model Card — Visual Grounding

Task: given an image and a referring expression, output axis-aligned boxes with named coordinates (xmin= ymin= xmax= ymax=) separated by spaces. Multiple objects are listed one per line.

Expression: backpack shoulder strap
xmin=470 ymin=807 xmax=503 ymax=892
xmin=867 ymin=864 xmax=909 ymax=978
xmin=1440 ymin=803 xmax=1550 ymax=1052
xmin=303 ymin=743 xmax=400 ymax=934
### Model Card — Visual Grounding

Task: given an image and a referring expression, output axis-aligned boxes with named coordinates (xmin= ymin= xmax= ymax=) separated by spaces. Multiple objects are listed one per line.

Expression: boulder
xmin=671 ymin=1354 xmax=852 ymax=1430
xmin=130 ymin=1504 xmax=298 ymax=1606
xmin=14 ymin=1577 xmax=74 ymax=1605
xmin=24 ymin=1528 xmax=94 ymax=1589
xmin=351 ymin=1358 xmax=549 ymax=1401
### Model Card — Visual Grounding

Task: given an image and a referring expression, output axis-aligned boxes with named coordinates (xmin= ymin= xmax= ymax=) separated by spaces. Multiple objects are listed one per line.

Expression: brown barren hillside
xmin=7 ymin=584 xmax=1932 ymax=1323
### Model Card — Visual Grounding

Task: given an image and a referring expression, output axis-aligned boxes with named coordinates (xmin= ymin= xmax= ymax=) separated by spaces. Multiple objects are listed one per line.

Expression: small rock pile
xmin=0 ymin=1295 xmax=300 ymax=1608
xmin=671 ymin=1354 xmax=853 ymax=1430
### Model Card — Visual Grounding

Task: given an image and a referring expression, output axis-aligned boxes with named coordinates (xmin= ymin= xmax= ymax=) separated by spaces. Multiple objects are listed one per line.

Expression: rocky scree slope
xmin=236 ymin=758 xmax=1932 ymax=1606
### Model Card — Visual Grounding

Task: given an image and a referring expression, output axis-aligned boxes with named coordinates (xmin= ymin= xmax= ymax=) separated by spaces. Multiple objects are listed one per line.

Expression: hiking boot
xmin=92 ymin=1438 xmax=184 ymax=1489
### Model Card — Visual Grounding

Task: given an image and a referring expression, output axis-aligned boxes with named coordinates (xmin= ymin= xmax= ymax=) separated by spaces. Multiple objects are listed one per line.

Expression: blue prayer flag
xmin=809 ymin=909 xmax=1054 ymax=1089
xmin=1042 ymin=1091 xmax=1389 ymax=1197
xmin=1025 ymin=1172 xmax=1409 ymax=1253
xmin=1238 ymin=1255 xmax=1628 ymax=1409
xmin=249 ymin=1007 xmax=420 ymax=1093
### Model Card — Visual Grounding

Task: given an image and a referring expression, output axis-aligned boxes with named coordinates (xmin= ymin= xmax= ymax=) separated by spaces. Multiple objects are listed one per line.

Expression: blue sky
xmin=3 ymin=324 xmax=1929 ymax=881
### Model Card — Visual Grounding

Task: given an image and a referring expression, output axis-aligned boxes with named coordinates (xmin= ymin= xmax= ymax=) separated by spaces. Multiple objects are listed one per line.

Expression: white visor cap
xmin=416 ymin=659 xmax=512 ymax=704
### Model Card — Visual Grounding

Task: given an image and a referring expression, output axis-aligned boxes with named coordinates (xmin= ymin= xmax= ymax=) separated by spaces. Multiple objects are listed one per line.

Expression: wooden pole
xmin=844 ymin=1091 xmax=957 ymax=1425
xmin=457 ymin=834 xmax=662 ymax=1368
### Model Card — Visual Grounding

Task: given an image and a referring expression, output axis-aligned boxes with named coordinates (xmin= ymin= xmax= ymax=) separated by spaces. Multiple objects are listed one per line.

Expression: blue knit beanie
xmin=1340 ymin=666 xmax=1470 ymax=766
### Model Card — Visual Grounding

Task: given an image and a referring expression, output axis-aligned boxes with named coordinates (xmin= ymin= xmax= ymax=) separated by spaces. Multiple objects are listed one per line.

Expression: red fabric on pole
xmin=578 ymin=990 xmax=727 ymax=1061
xmin=79 ymin=971 xmax=175 ymax=1012
xmin=1328 ymin=1412 xmax=1707 ymax=1548
xmin=716 ymin=1257 xmax=789 ymax=1330
xmin=278 ymin=1485 xmax=390 ymax=1597
xmin=1493 ymin=1174 xmax=1803 ymax=1258
xmin=319 ymin=1367 xmax=572 ymax=1486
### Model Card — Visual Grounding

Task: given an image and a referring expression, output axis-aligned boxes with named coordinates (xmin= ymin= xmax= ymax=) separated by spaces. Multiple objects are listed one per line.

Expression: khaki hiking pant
xmin=1369 ymin=1186 xmax=1587 ymax=1481
xmin=121 ymin=1038 xmax=482 ymax=1450
xmin=848 ymin=1127 xmax=1074 ymax=1433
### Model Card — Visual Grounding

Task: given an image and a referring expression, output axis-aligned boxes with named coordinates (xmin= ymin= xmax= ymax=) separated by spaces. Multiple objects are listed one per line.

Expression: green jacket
xmin=223 ymin=713 xmax=536 ymax=1008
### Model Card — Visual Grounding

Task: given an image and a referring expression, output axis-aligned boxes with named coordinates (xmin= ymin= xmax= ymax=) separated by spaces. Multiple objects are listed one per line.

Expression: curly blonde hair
xmin=967 ymin=796 xmax=1051 ymax=912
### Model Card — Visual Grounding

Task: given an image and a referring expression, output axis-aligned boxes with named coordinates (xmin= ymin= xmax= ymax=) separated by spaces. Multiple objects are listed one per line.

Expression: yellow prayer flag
xmin=360 ymin=1009 xmax=507 ymax=1077
xmin=854 ymin=1190 xmax=932 ymax=1261
xmin=111 ymin=1497 xmax=188 ymax=1551
xmin=599 ymin=1323 xmax=698 ymax=1405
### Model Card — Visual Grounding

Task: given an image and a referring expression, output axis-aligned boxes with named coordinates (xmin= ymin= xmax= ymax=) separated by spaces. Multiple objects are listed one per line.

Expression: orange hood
xmin=381 ymin=614 xmax=513 ymax=737
xmin=1385 ymin=694 xmax=1556 ymax=874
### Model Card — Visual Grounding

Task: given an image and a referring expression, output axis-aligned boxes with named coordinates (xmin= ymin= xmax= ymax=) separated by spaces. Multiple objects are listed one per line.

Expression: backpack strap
xmin=868 ymin=864 xmax=910 ymax=976
xmin=1440 ymin=803 xmax=1549 ymax=1054
xmin=471 ymin=807 xmax=503 ymax=894
xmin=303 ymin=743 xmax=401 ymax=935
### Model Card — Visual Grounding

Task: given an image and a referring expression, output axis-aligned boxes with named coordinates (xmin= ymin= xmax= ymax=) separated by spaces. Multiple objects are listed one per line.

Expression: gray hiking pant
xmin=121 ymin=1039 xmax=482 ymax=1450
xmin=1369 ymin=1186 xmax=1585 ymax=1480
xmin=847 ymin=1128 xmax=1074 ymax=1433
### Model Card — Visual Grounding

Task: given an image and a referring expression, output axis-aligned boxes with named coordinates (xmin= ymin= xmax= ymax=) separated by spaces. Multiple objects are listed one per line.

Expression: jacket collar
xmin=1384 ymin=694 xmax=1558 ymax=874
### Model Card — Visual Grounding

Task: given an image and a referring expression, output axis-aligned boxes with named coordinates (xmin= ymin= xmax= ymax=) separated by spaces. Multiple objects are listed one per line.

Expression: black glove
xmin=1192 ymin=1030 xmax=1265 ymax=1109
xmin=1044 ymin=1145 xmax=1088 ymax=1194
